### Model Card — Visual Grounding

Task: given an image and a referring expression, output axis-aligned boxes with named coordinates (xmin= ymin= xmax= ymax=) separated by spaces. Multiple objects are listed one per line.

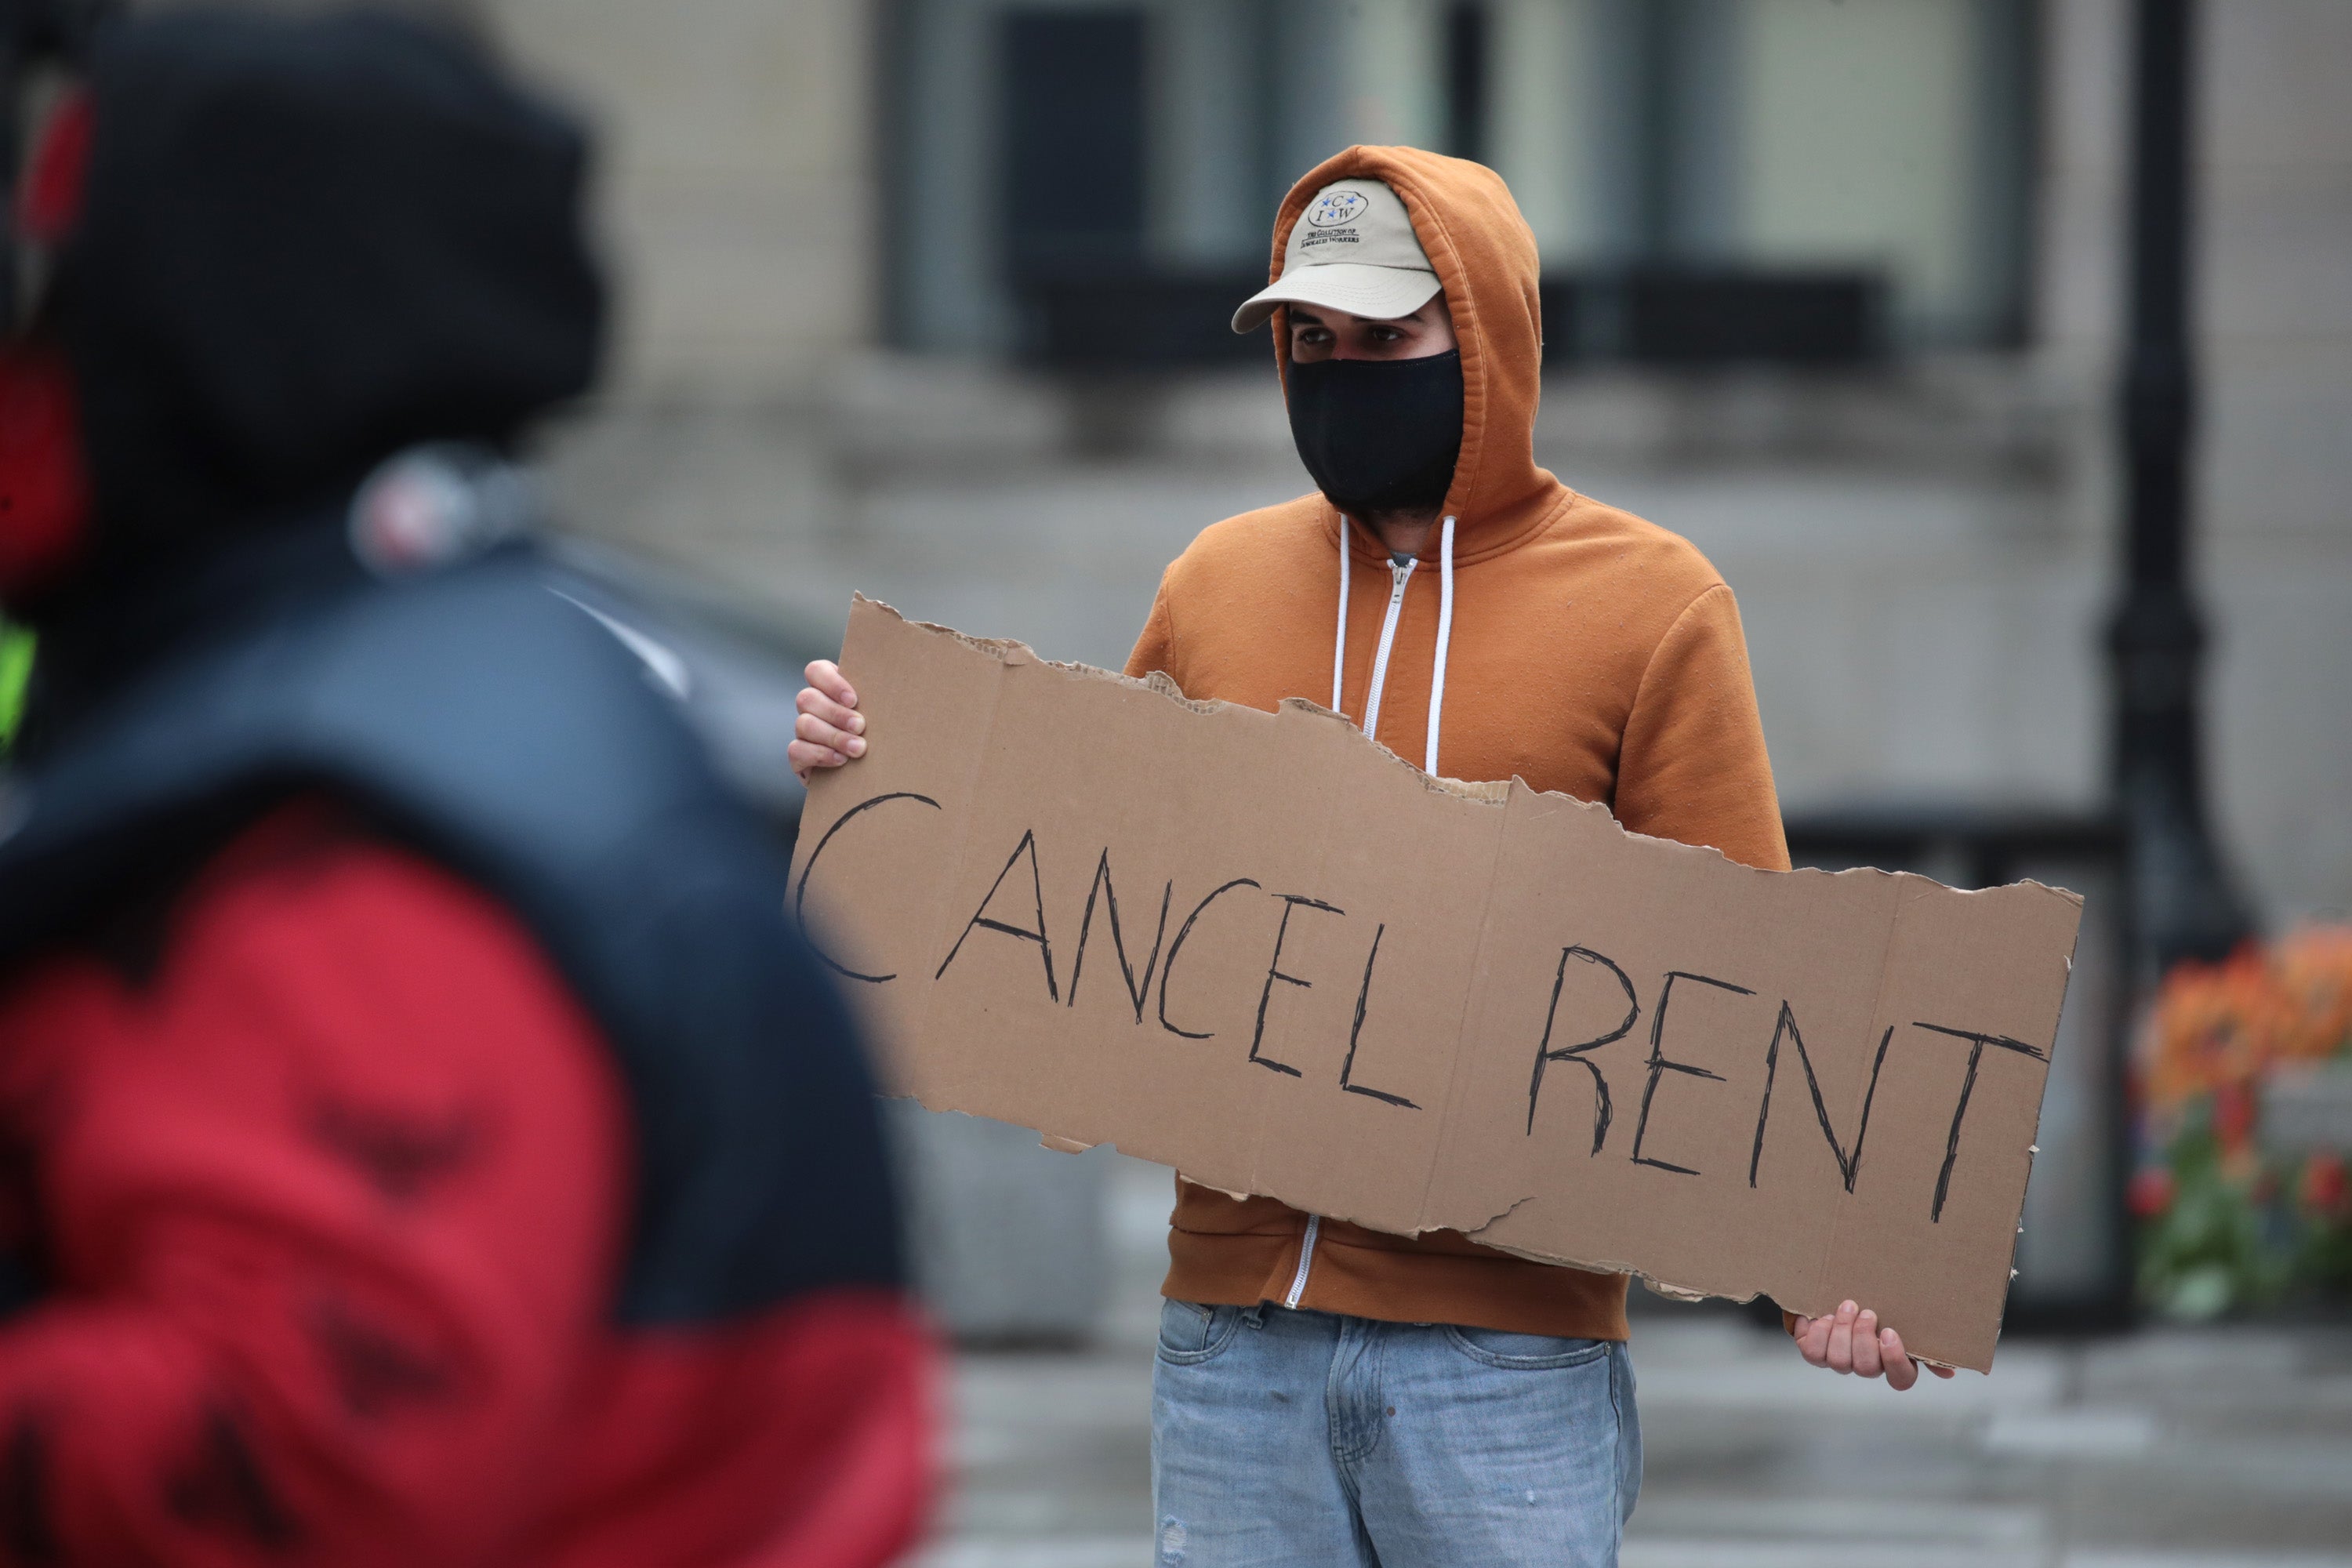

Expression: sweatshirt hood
xmin=53 ymin=8 xmax=604 ymax=575
xmin=1266 ymin=147 xmax=1562 ymax=564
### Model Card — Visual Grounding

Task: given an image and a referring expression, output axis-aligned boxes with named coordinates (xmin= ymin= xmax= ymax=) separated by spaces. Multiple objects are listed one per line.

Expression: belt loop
xmin=1243 ymin=1304 xmax=1266 ymax=1329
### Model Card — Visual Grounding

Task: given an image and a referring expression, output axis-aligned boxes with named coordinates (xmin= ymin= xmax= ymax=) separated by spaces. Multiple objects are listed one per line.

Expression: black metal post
xmin=2107 ymin=0 xmax=2250 ymax=978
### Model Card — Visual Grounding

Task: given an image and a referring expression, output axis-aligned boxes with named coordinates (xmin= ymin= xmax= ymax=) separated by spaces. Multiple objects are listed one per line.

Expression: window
xmin=1002 ymin=11 xmax=1149 ymax=278
xmin=883 ymin=0 xmax=2038 ymax=365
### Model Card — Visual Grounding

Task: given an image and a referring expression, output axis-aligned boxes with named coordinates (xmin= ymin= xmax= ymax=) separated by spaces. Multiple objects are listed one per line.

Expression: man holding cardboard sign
xmin=795 ymin=149 xmax=1955 ymax=1562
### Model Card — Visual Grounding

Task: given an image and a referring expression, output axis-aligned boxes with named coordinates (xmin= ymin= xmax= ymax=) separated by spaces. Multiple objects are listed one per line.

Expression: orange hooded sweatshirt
xmin=1124 ymin=146 xmax=1791 ymax=1341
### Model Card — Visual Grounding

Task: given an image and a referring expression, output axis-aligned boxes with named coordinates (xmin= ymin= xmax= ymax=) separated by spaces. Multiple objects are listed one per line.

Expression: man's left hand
xmin=1792 ymin=1300 xmax=1957 ymax=1392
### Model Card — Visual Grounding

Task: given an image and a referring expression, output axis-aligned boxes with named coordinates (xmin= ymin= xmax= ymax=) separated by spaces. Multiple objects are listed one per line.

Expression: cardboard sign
xmin=793 ymin=598 xmax=2083 ymax=1370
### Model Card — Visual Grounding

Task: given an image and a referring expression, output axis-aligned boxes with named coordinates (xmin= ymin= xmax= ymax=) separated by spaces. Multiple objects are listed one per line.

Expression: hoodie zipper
xmin=1285 ymin=1214 xmax=1321 ymax=1309
xmin=1361 ymin=557 xmax=1417 ymax=739
xmin=1285 ymin=555 xmax=1414 ymax=1313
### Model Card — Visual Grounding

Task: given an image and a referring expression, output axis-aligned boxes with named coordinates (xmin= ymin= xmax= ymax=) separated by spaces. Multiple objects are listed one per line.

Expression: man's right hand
xmin=789 ymin=659 xmax=865 ymax=782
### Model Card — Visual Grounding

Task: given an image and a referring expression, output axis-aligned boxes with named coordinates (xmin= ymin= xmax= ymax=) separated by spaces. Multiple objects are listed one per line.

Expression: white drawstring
xmin=1332 ymin=521 xmax=1351 ymax=711
xmin=1331 ymin=513 xmax=1457 ymax=775
xmin=1425 ymin=515 xmax=1455 ymax=775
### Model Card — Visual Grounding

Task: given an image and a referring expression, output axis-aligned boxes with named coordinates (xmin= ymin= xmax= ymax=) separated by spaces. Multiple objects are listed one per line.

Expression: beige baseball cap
xmin=1232 ymin=178 xmax=1444 ymax=333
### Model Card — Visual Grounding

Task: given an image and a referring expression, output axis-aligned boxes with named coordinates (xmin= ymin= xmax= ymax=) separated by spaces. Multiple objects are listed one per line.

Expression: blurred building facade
xmin=503 ymin=0 xmax=2350 ymax=936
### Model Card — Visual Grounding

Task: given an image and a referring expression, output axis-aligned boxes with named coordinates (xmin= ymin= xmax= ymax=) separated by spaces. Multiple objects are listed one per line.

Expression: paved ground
xmin=910 ymin=1156 xmax=2352 ymax=1568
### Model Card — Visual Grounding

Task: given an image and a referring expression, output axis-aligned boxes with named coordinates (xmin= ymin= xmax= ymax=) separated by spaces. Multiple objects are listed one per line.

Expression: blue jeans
xmin=1151 ymin=1300 xmax=1642 ymax=1566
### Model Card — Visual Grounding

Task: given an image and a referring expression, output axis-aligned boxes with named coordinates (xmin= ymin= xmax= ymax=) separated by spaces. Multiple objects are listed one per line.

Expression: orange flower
xmin=2137 ymin=925 xmax=2352 ymax=1120
xmin=2275 ymin=927 xmax=2352 ymax=1063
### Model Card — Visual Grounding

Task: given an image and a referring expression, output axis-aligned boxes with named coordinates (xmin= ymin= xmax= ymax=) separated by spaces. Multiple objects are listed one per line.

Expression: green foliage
xmin=2136 ymin=1117 xmax=2287 ymax=1318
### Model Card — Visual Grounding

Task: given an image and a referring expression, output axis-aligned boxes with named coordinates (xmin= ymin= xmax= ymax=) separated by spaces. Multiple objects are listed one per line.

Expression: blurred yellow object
xmin=0 ymin=625 xmax=31 ymax=750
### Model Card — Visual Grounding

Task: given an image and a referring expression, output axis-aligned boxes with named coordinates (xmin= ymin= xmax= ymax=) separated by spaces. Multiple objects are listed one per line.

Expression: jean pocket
xmin=1441 ymin=1324 xmax=1611 ymax=1370
xmin=1156 ymin=1298 xmax=1245 ymax=1365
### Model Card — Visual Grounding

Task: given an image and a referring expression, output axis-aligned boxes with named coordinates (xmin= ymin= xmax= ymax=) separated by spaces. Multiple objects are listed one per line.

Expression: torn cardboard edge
xmin=797 ymin=597 xmax=2083 ymax=1370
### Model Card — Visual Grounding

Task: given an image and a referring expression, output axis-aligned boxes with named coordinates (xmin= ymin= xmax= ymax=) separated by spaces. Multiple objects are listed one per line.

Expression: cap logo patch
xmin=1307 ymin=191 xmax=1368 ymax=228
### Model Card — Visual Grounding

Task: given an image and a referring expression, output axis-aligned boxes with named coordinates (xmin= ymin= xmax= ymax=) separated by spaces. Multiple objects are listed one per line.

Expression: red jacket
xmin=0 ymin=803 xmax=935 ymax=1566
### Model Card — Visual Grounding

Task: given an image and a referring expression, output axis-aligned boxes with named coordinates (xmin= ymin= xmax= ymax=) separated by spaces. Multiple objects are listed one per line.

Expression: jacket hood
xmin=1267 ymin=147 xmax=1563 ymax=563
xmin=54 ymin=8 xmax=604 ymax=569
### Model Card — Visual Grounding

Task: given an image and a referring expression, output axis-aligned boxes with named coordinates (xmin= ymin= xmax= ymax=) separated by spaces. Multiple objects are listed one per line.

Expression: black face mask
xmin=1285 ymin=350 xmax=1464 ymax=520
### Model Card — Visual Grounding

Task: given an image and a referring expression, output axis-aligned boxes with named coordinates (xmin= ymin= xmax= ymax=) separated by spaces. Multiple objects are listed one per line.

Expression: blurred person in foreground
xmin=797 ymin=149 xmax=1945 ymax=1563
xmin=0 ymin=9 xmax=931 ymax=1563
